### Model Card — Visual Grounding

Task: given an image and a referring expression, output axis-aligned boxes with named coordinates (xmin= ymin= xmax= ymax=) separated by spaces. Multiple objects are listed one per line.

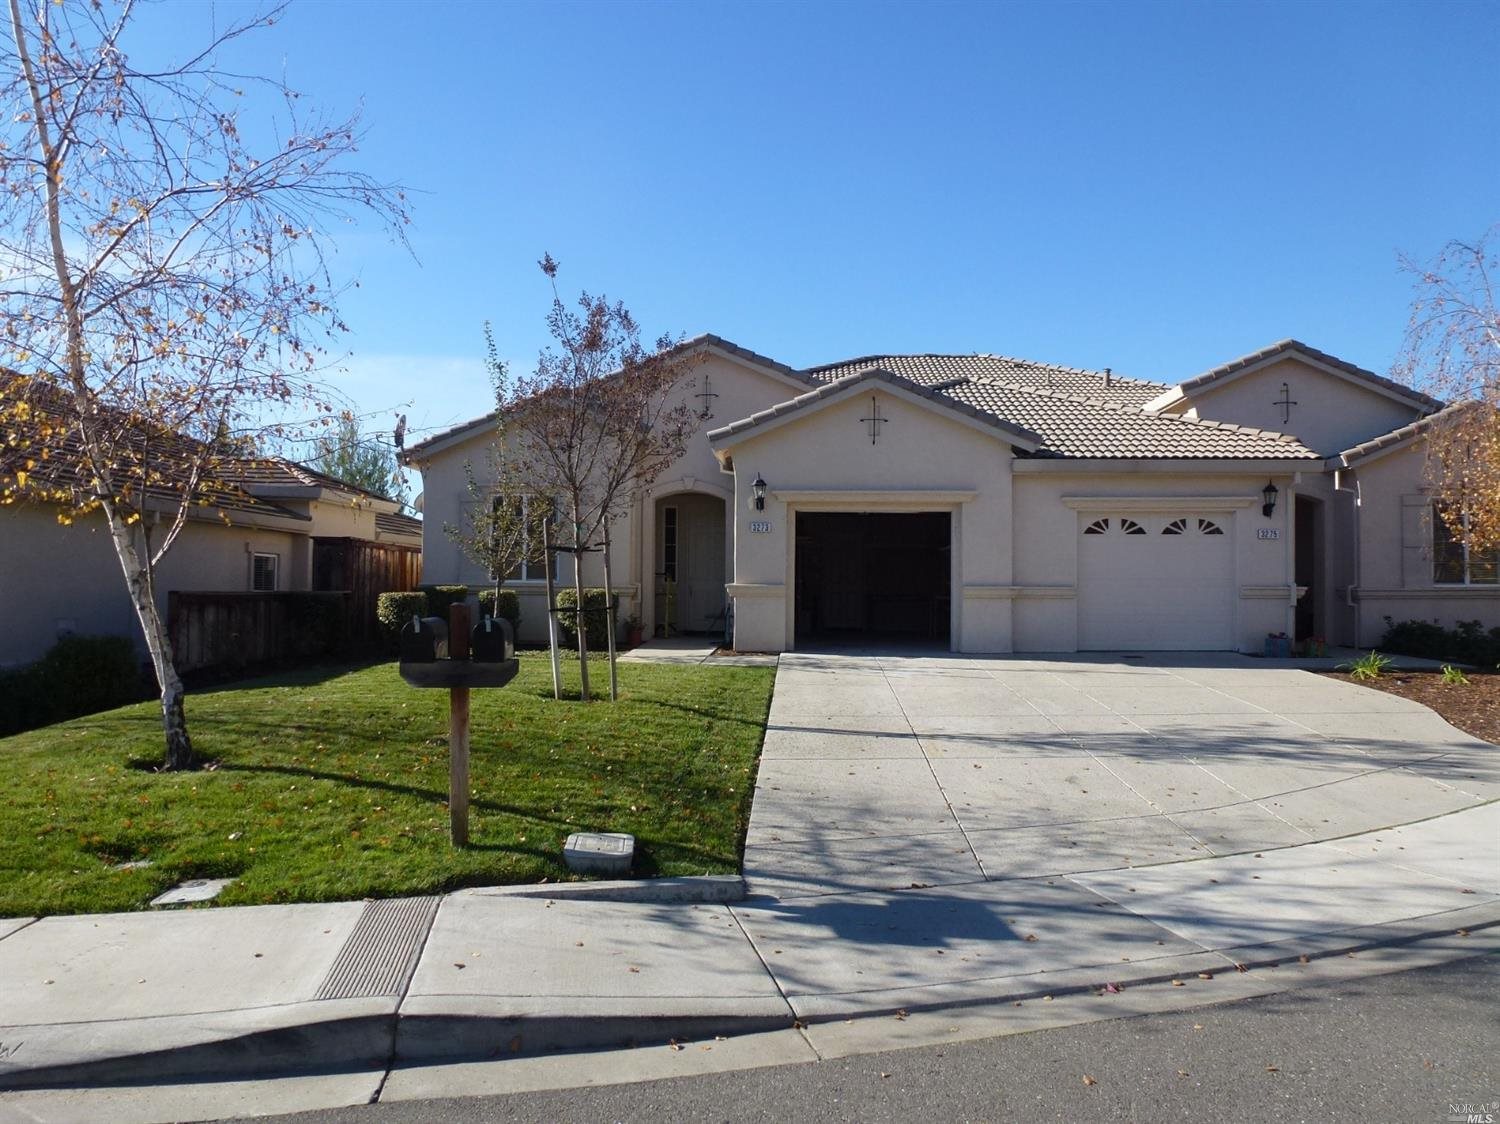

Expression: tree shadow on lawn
xmin=213 ymin=760 xmax=585 ymax=832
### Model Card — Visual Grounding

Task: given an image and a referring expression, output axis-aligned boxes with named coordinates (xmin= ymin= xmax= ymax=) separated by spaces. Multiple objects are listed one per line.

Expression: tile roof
xmin=1171 ymin=338 xmax=1442 ymax=411
xmin=375 ymin=509 xmax=423 ymax=537
xmin=707 ymin=367 xmax=1044 ymax=450
xmin=806 ymin=353 xmax=1167 ymax=407
xmin=800 ymin=356 xmax=1320 ymax=460
xmin=403 ymin=332 xmax=812 ymax=460
xmin=1335 ymin=399 xmax=1489 ymax=466
xmin=1 ymin=375 xmax=400 ymax=520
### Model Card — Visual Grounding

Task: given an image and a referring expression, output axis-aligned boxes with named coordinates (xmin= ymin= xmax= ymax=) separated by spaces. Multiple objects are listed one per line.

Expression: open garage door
xmin=1077 ymin=513 xmax=1234 ymax=650
xmin=794 ymin=512 xmax=950 ymax=645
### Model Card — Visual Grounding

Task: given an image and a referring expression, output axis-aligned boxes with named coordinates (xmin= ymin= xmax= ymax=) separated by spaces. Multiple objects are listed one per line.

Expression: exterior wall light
xmin=1262 ymin=480 xmax=1279 ymax=518
xmin=751 ymin=472 xmax=767 ymax=511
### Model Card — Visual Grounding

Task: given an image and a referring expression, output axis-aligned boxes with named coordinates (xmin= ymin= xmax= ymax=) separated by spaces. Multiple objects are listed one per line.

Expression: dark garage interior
xmin=794 ymin=511 xmax=951 ymax=645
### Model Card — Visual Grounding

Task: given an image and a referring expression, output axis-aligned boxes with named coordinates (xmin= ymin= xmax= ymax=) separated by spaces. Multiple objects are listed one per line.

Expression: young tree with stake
xmin=487 ymin=256 xmax=699 ymax=701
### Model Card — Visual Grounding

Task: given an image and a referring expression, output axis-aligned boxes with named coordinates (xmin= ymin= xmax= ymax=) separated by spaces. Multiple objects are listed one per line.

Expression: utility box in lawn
xmin=398 ymin=604 xmax=520 ymax=845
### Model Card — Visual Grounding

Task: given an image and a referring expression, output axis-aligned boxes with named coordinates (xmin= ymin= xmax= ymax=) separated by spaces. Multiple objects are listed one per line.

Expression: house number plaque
xmin=749 ymin=520 xmax=772 ymax=533
xmin=1257 ymin=528 xmax=1280 ymax=540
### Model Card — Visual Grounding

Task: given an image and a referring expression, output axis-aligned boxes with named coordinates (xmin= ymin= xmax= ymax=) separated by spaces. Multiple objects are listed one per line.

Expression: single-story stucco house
xmin=1 ymin=441 xmax=422 ymax=669
xmin=404 ymin=336 xmax=1499 ymax=655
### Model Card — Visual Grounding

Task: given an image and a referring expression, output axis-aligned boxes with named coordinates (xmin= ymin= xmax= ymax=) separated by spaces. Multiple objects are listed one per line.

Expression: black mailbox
xmin=400 ymin=615 xmax=449 ymax=663
xmin=471 ymin=615 xmax=514 ymax=663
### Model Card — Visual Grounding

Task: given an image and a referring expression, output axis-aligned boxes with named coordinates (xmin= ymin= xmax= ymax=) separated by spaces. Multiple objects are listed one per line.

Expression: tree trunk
xmin=601 ymin=518 xmax=619 ymax=702
xmin=107 ymin=513 xmax=195 ymax=769
xmin=542 ymin=515 xmax=562 ymax=701
xmin=571 ymin=509 xmax=591 ymax=702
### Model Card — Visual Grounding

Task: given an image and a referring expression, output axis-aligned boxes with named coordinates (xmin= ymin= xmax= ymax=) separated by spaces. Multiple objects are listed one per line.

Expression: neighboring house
xmin=404 ymin=336 xmax=1499 ymax=654
xmin=0 ymin=413 xmax=421 ymax=668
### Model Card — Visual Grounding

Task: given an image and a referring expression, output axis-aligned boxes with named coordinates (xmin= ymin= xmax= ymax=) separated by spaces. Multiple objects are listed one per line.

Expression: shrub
xmin=555 ymin=587 xmax=617 ymax=651
xmin=1380 ymin=616 xmax=1500 ymax=667
xmin=0 ymin=634 xmax=149 ymax=736
xmin=420 ymin=584 xmax=472 ymax=620
xmin=1441 ymin=664 xmax=1471 ymax=686
xmin=376 ymin=591 xmax=428 ymax=649
xmin=477 ymin=588 xmax=522 ymax=634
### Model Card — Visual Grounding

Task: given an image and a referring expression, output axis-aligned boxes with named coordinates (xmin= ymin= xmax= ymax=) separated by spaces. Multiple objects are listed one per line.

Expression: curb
xmin=464 ymin=875 xmax=746 ymax=904
xmin=4 ymin=902 xmax=1496 ymax=1091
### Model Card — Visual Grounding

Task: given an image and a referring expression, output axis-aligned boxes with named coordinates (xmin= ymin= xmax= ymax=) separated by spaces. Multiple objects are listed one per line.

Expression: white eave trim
xmin=1149 ymin=348 xmax=1434 ymax=416
xmin=773 ymin=489 xmax=979 ymax=507
xmin=1061 ymin=495 xmax=1259 ymax=512
xmin=709 ymin=374 xmax=1042 ymax=453
xmin=1012 ymin=459 xmax=1322 ymax=474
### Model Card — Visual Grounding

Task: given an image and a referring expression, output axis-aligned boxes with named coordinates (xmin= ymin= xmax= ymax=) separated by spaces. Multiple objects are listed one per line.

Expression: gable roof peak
xmin=1163 ymin=338 xmax=1443 ymax=413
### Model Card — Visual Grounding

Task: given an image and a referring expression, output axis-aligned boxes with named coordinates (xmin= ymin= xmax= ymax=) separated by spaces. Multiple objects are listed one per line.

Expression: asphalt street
xmin=249 ymin=952 xmax=1500 ymax=1124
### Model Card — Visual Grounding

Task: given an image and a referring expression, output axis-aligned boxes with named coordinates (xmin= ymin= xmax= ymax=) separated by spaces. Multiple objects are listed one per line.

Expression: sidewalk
xmin=1 ymin=801 xmax=1496 ymax=1091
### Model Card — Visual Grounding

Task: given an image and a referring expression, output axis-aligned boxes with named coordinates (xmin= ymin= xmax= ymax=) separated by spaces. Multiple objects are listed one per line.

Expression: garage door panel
xmin=1078 ymin=516 xmax=1233 ymax=650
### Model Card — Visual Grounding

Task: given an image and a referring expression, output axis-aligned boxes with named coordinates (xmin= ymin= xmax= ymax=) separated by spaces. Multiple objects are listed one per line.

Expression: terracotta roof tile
xmin=802 ymin=356 xmax=1320 ymax=460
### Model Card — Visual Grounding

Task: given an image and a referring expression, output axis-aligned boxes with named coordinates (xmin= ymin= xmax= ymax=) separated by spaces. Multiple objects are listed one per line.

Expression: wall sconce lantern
xmin=1262 ymin=480 xmax=1279 ymax=518
xmin=751 ymin=472 xmax=768 ymax=511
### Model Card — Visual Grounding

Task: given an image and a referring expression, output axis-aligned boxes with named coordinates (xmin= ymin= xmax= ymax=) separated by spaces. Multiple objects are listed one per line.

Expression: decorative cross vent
xmin=860 ymin=395 xmax=890 ymax=444
xmin=1273 ymin=381 xmax=1298 ymax=426
xmin=695 ymin=372 xmax=719 ymax=419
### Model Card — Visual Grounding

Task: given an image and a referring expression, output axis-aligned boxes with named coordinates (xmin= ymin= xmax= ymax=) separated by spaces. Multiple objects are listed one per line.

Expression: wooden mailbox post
xmin=399 ymin=602 xmax=519 ymax=846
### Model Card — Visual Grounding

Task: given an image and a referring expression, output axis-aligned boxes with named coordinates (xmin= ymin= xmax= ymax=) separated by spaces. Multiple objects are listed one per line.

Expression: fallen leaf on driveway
xmin=894 ymin=1009 xmax=908 ymax=1020
xmin=1104 ymin=982 xmax=1122 ymax=994
xmin=1177 ymin=1070 xmax=1190 ymax=1078
xmin=669 ymin=1039 xmax=682 ymax=1051
xmin=1171 ymin=979 xmax=1185 ymax=987
xmin=1265 ymin=1065 xmax=1279 ymax=1073
xmin=1298 ymin=954 xmax=1310 ymax=964
xmin=1024 ymin=933 xmax=1039 ymax=942
xmin=1197 ymin=972 xmax=1213 ymax=980
xmin=1082 ymin=1075 xmax=1097 ymax=1086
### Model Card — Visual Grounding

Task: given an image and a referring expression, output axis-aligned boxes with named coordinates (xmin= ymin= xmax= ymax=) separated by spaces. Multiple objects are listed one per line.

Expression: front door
xmin=656 ymin=493 xmax=726 ymax=634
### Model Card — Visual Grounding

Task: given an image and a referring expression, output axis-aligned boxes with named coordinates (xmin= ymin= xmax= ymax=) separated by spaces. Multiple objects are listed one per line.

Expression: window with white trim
xmin=251 ymin=552 xmax=279 ymax=591
xmin=492 ymin=496 xmax=557 ymax=582
xmin=1433 ymin=505 xmax=1498 ymax=585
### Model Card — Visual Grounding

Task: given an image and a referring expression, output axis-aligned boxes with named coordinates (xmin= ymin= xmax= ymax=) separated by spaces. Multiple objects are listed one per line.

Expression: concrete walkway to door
xmin=745 ymin=650 xmax=1499 ymax=900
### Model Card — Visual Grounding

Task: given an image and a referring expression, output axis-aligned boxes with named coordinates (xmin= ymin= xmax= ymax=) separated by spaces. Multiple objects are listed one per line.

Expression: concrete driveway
xmin=744 ymin=651 xmax=1500 ymax=901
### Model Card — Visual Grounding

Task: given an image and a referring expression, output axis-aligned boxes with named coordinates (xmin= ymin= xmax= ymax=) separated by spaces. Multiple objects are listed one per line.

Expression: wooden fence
xmin=312 ymin=537 xmax=422 ymax=647
xmin=168 ymin=591 xmax=350 ymax=675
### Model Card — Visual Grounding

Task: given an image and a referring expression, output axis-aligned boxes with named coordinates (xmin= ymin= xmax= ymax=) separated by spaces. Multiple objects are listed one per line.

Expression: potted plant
xmin=624 ymin=615 xmax=644 ymax=648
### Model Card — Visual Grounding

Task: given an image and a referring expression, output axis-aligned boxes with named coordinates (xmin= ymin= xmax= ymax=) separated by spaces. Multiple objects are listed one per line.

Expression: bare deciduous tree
xmin=489 ymin=256 xmax=699 ymax=701
xmin=0 ymin=0 xmax=407 ymax=769
xmin=1397 ymin=227 xmax=1500 ymax=553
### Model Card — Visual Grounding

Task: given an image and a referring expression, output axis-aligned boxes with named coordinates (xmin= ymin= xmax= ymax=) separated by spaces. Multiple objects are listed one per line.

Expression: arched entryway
xmin=653 ymin=490 xmax=728 ymax=636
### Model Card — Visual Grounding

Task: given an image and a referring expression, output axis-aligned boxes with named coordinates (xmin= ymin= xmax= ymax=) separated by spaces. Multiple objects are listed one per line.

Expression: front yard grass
xmin=0 ymin=657 xmax=774 ymax=917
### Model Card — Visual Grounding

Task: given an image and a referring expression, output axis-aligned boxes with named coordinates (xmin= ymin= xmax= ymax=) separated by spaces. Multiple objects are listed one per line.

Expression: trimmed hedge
xmin=376 ymin=591 xmax=428 ymax=650
xmin=0 ymin=634 xmax=151 ymax=737
xmin=477 ymin=588 xmax=522 ymax=634
xmin=420 ymin=584 xmax=472 ymax=619
xmin=555 ymin=587 xmax=617 ymax=651
xmin=1380 ymin=617 xmax=1500 ymax=667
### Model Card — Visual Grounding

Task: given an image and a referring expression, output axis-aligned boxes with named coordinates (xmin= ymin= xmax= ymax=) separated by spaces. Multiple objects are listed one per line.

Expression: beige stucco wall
xmin=410 ymin=351 xmax=813 ymax=645
xmin=1009 ymin=468 xmax=1299 ymax=653
xmin=1346 ymin=444 xmax=1500 ymax=646
xmin=720 ymin=384 xmax=1014 ymax=653
xmin=0 ymin=504 xmax=307 ymax=667
xmin=1176 ymin=358 xmax=1422 ymax=456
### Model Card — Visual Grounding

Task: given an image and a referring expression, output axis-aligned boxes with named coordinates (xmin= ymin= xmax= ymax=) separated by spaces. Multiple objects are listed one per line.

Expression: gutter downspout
xmin=1334 ymin=466 xmax=1361 ymax=649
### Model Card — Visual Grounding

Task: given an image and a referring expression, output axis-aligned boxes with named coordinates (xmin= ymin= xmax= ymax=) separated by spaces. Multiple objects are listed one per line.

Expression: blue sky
xmin=148 ymin=0 xmax=1499 ymax=450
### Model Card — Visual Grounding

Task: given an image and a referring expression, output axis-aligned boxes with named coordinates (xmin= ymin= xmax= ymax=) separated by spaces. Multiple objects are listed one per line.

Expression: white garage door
xmin=1077 ymin=514 xmax=1234 ymax=650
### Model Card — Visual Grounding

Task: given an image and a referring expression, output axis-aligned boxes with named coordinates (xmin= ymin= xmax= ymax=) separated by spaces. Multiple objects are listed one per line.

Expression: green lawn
xmin=0 ymin=657 xmax=774 ymax=917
